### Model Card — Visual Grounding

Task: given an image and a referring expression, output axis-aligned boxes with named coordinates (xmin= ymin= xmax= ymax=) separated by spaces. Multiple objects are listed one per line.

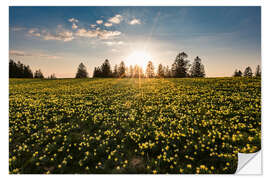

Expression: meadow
xmin=9 ymin=77 xmax=261 ymax=174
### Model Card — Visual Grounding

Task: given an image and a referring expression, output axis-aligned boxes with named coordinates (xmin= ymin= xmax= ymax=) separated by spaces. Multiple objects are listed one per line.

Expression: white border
xmin=7 ymin=0 xmax=261 ymax=6
xmin=2 ymin=0 xmax=270 ymax=180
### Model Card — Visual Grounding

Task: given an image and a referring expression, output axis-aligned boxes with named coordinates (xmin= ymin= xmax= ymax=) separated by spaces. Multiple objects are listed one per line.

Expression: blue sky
xmin=9 ymin=7 xmax=261 ymax=78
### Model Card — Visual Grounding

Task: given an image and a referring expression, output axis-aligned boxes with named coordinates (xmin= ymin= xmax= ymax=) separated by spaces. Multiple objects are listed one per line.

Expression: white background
xmin=1 ymin=0 xmax=269 ymax=179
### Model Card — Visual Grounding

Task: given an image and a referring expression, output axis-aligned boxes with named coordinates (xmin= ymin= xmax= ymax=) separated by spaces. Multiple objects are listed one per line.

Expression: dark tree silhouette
xmin=171 ymin=52 xmax=190 ymax=78
xmin=93 ymin=67 xmax=98 ymax=77
xmin=118 ymin=61 xmax=126 ymax=78
xmin=93 ymin=67 xmax=102 ymax=78
xmin=233 ymin=69 xmax=242 ymax=77
xmin=91 ymin=51 xmax=210 ymax=78
xmin=75 ymin=63 xmax=88 ymax=78
xmin=9 ymin=59 xmax=33 ymax=78
xmin=48 ymin=73 xmax=57 ymax=79
xmin=244 ymin=66 xmax=253 ymax=77
xmin=34 ymin=69 xmax=44 ymax=79
xmin=157 ymin=64 xmax=165 ymax=78
xmin=113 ymin=64 xmax=119 ymax=78
xmin=238 ymin=70 xmax=243 ymax=77
xmin=255 ymin=65 xmax=261 ymax=77
xmin=190 ymin=56 xmax=205 ymax=77
xmin=164 ymin=65 xmax=171 ymax=78
xmin=146 ymin=61 xmax=155 ymax=78
xmin=101 ymin=59 xmax=112 ymax=77
xmin=23 ymin=65 xmax=33 ymax=78
xmin=17 ymin=61 xmax=24 ymax=77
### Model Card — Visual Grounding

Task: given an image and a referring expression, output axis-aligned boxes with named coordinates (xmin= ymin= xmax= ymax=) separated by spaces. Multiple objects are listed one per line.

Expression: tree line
xmin=9 ymin=59 xmax=56 ymax=79
xmin=233 ymin=65 xmax=261 ymax=77
xmin=10 ymin=52 xmax=261 ymax=79
xmin=79 ymin=52 xmax=206 ymax=78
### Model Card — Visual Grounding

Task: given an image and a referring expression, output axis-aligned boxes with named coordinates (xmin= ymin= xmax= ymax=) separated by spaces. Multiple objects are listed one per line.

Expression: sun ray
xmin=125 ymin=51 xmax=152 ymax=70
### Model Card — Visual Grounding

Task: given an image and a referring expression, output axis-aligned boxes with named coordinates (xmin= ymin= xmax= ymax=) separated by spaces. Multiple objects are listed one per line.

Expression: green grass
xmin=9 ymin=77 xmax=261 ymax=174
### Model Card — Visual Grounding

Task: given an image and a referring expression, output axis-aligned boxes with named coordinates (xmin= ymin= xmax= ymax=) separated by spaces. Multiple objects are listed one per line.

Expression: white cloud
xmin=71 ymin=23 xmax=78 ymax=29
xmin=68 ymin=18 xmax=79 ymax=29
xmin=99 ymin=30 xmax=121 ymax=39
xmin=108 ymin=14 xmax=123 ymax=24
xmin=28 ymin=28 xmax=74 ymax=42
xmin=96 ymin=20 xmax=103 ymax=24
xmin=28 ymin=28 xmax=41 ymax=37
xmin=43 ymin=31 xmax=74 ymax=42
xmin=104 ymin=22 xmax=113 ymax=27
xmin=9 ymin=50 xmax=31 ymax=57
xmin=104 ymin=41 xmax=124 ymax=46
xmin=75 ymin=28 xmax=99 ymax=38
xmin=129 ymin=19 xmax=141 ymax=25
xmin=26 ymin=17 xmax=122 ymax=42
xmin=75 ymin=28 xmax=121 ymax=40
xmin=90 ymin=24 xmax=97 ymax=28
xmin=68 ymin=18 xmax=78 ymax=23
xmin=12 ymin=27 xmax=26 ymax=31
xmin=111 ymin=49 xmax=119 ymax=52
xmin=38 ymin=54 xmax=61 ymax=59
xmin=9 ymin=50 xmax=61 ymax=59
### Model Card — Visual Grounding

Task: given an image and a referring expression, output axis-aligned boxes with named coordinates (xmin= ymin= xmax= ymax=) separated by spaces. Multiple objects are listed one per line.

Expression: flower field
xmin=9 ymin=78 xmax=261 ymax=174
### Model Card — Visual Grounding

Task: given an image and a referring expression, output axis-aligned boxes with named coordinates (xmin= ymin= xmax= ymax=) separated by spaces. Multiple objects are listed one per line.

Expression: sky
xmin=9 ymin=6 xmax=261 ymax=78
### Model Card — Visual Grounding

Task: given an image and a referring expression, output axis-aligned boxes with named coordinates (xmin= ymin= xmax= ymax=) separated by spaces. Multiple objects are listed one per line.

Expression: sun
xmin=125 ymin=51 xmax=152 ymax=70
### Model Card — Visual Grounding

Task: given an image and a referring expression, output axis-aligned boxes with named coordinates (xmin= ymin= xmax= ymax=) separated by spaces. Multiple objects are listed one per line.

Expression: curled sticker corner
xmin=235 ymin=150 xmax=261 ymax=175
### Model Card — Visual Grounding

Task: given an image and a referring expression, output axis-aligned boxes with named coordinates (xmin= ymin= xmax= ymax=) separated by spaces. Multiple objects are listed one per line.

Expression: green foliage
xmin=9 ymin=78 xmax=261 ymax=174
